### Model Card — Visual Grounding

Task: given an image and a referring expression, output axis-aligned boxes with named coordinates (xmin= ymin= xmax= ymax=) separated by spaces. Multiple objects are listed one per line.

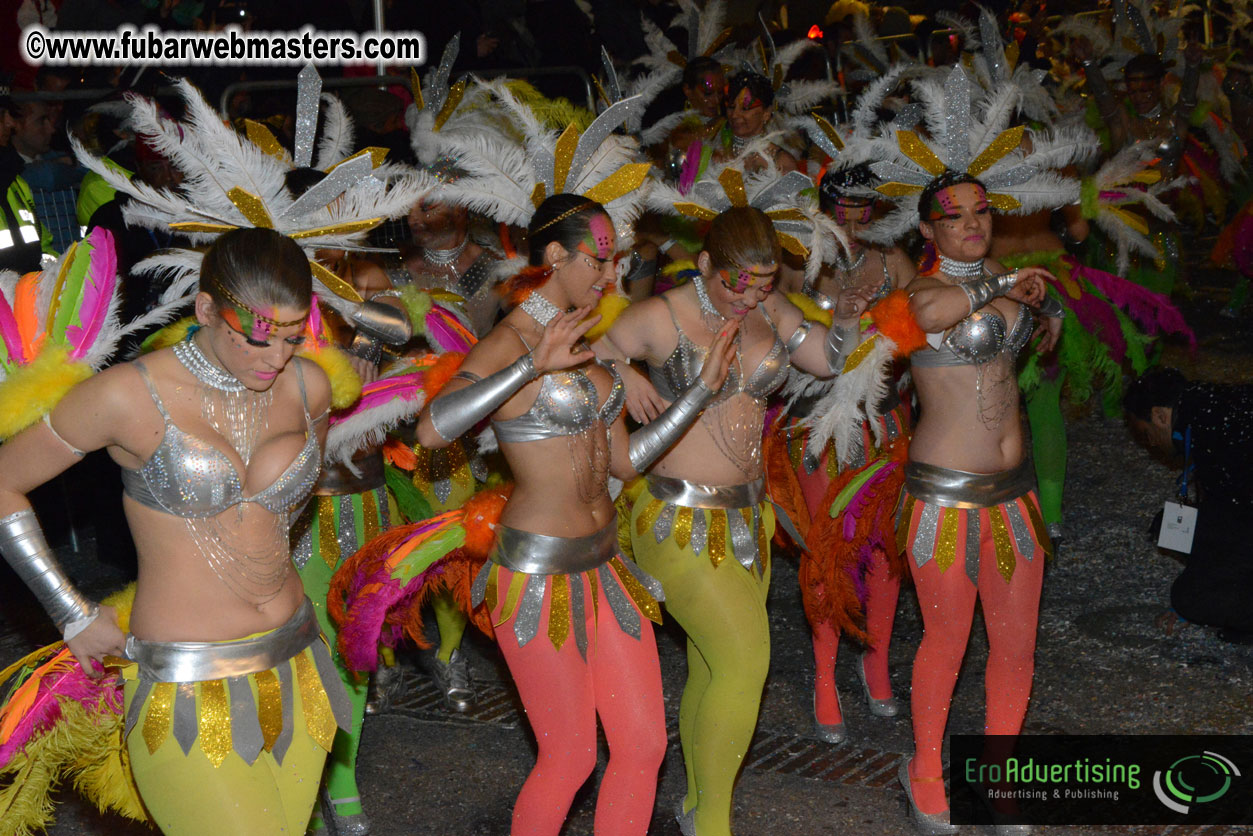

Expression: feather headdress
xmin=863 ymin=65 xmax=1092 ymax=243
xmin=430 ymin=78 xmax=653 ymax=245
xmin=649 ymin=162 xmax=848 ymax=281
xmin=73 ymin=69 xmax=435 ymax=321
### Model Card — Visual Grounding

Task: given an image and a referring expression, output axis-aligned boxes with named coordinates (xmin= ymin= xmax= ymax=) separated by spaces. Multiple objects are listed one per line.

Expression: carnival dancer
xmin=598 ymin=191 xmax=865 ymax=835
xmin=0 ymin=227 xmax=350 ymax=835
xmin=413 ymin=194 xmax=734 ymax=836
xmin=858 ymin=64 xmax=1080 ymax=833
xmin=776 ymin=163 xmax=917 ymax=744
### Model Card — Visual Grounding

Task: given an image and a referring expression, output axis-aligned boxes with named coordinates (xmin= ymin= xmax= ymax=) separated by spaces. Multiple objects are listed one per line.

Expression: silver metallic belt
xmin=124 ymin=598 xmax=321 ymax=683
xmin=492 ymin=520 xmax=618 ymax=576
xmin=313 ymin=450 xmax=386 ymax=496
xmin=903 ymin=458 xmax=1035 ymax=510
xmin=645 ymin=474 xmax=764 ymax=509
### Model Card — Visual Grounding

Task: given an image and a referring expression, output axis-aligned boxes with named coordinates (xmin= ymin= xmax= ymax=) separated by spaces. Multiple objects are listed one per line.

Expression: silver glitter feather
xmin=943 ymin=67 xmax=974 ymax=171
xmin=281 ymin=152 xmax=375 ymax=221
xmin=294 ymin=64 xmax=322 ymax=169
xmin=228 ymin=675 xmax=265 ymax=764
xmin=690 ymin=509 xmax=708 ymax=556
xmin=513 ymin=575 xmax=546 ymax=646
xmin=599 ymin=564 xmax=641 ymax=639
xmin=568 ymin=95 xmax=645 ymax=187
xmin=1006 ymin=502 xmax=1035 ymax=561
xmin=979 ymin=7 xmax=1007 ymax=83
xmin=964 ymin=512 xmax=980 ymax=586
xmin=912 ymin=503 xmax=941 ymax=569
xmin=425 ymin=33 xmax=461 ymax=116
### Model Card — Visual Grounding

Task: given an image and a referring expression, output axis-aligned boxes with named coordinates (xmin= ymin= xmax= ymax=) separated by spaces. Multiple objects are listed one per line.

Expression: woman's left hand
xmin=1034 ymin=313 xmax=1062 ymax=354
xmin=1006 ymin=267 xmax=1052 ymax=307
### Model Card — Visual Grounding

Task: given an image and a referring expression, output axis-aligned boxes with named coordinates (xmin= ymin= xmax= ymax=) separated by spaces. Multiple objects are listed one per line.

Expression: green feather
xmin=392 ymin=526 xmax=466 ymax=583
xmin=385 ymin=463 xmax=433 ymax=524
xmin=50 ymin=239 xmax=90 ymax=343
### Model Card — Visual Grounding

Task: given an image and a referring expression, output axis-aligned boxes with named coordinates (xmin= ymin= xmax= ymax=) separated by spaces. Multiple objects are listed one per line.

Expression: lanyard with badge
xmin=1158 ymin=425 xmax=1198 ymax=554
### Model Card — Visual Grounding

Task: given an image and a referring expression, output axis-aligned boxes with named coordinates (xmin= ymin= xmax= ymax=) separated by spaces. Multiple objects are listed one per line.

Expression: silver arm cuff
xmin=1038 ymin=296 xmax=1064 ymax=319
xmin=785 ymin=319 xmax=814 ymax=354
xmin=823 ymin=323 xmax=858 ymax=375
xmin=428 ymin=353 xmax=537 ymax=442
xmin=0 ymin=509 xmax=98 ymax=633
xmin=628 ymin=378 xmax=714 ymax=472
xmin=960 ymin=271 xmax=1018 ymax=314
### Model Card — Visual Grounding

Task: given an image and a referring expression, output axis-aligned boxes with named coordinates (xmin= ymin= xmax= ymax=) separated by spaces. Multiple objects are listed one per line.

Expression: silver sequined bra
xmin=911 ymin=302 xmax=1033 ymax=368
xmin=648 ymin=295 xmax=789 ymax=403
xmin=120 ymin=361 xmax=323 ymax=518
xmin=492 ymin=362 xmax=626 ymax=444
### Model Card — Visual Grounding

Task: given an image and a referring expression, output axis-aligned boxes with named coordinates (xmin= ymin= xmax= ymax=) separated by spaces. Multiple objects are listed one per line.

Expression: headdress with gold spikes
xmin=72 ymin=70 xmax=434 ymax=320
xmin=747 ymin=17 xmax=842 ymax=126
xmin=648 ymin=162 xmax=849 ymax=281
xmin=863 ymin=65 xmax=1086 ymax=244
xmin=428 ymin=77 xmax=653 ymax=246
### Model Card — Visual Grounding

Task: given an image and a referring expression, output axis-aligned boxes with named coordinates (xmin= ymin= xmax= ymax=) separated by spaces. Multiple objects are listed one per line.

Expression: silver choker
xmin=693 ymin=275 xmax=726 ymax=323
xmin=423 ymin=237 xmax=468 ymax=267
xmin=837 ymin=249 xmax=867 ymax=274
xmin=938 ymin=255 xmax=985 ymax=278
xmin=730 ymin=134 xmax=751 ymax=154
xmin=176 ymin=334 xmax=247 ymax=392
xmin=519 ymin=292 xmax=564 ymax=326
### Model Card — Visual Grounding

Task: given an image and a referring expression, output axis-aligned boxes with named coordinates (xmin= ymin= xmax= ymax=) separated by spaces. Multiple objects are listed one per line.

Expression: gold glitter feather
xmin=411 ymin=68 xmax=424 ymax=111
xmin=483 ymin=565 xmax=499 ymax=615
xmin=896 ymin=495 xmax=916 ymax=557
xmin=875 ymin=182 xmax=925 ymax=198
xmin=1131 ymin=170 xmax=1161 ymax=184
xmin=497 ymin=571 xmax=527 ymax=625
xmin=842 ymin=334 xmax=878 ymax=374
xmin=583 ymin=163 xmax=651 ymax=205
xmin=433 ymin=80 xmax=466 ymax=132
xmin=289 ymin=218 xmax=382 ymax=240
xmin=666 ymin=49 xmax=686 ymax=67
xmin=227 ymin=187 xmax=274 ymax=229
xmin=777 ymin=232 xmax=809 ymax=257
xmin=553 ymin=124 xmax=580 ymax=195
xmin=966 ymin=126 xmax=1025 ymax=177
xmin=673 ymin=506 xmax=694 ymax=550
xmin=362 ymin=491 xmax=380 ymax=545
xmin=987 ymin=193 xmax=1022 ymax=212
xmin=897 ymin=131 xmax=947 ymax=177
xmin=673 ymin=202 xmax=719 ymax=220
xmin=245 ymin=120 xmax=291 ymax=163
xmin=635 ymin=497 xmax=666 ymax=537
xmin=548 ymin=574 xmax=571 ymax=649
xmin=255 ymin=669 xmax=282 ymax=752
xmin=169 ymin=222 xmax=240 ymax=234
xmin=812 ymin=114 xmax=844 ymax=151
xmin=142 ymin=682 xmax=175 ymax=755
xmin=531 ymin=182 xmax=547 ymax=209
xmin=988 ymin=506 xmax=1015 ymax=583
xmin=318 ymin=496 xmax=339 ymax=569
xmin=310 ymin=260 xmax=366 ymax=303
xmin=295 ymin=649 xmax=337 ymax=752
xmin=766 ymin=208 xmax=807 ymax=222
xmin=198 ymin=679 xmax=232 ymax=767
xmin=935 ymin=507 xmax=960 ymax=573
xmin=327 ymin=147 xmax=389 ymax=173
xmin=719 ymin=168 xmax=748 ymax=208
xmin=707 ymin=510 xmax=727 ymax=568
xmin=610 ymin=558 xmax=662 ymax=623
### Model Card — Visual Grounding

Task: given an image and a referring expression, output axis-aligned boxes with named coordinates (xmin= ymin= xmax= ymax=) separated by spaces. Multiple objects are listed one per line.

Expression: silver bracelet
xmin=1037 ymin=296 xmax=1065 ymax=319
xmin=785 ymin=319 xmax=814 ymax=354
xmin=959 ymin=271 xmax=1018 ymax=315
xmin=628 ymin=378 xmax=714 ymax=472
xmin=428 ymin=353 xmax=537 ymax=442
xmin=823 ymin=323 xmax=858 ymax=375
xmin=0 ymin=509 xmax=98 ymax=635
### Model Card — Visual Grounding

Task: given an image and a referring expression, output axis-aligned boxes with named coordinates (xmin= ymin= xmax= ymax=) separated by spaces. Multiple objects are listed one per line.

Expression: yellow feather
xmin=138 ymin=316 xmax=198 ymax=354
xmin=785 ymin=292 xmax=833 ymax=328
xmin=296 ymin=344 xmax=362 ymax=410
xmin=0 ymin=347 xmax=93 ymax=441
xmin=585 ymin=294 xmax=631 ymax=342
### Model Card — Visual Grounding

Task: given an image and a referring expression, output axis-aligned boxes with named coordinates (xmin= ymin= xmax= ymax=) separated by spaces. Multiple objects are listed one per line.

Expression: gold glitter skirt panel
xmin=630 ymin=478 xmax=778 ymax=577
xmin=118 ymin=604 xmax=353 ymax=770
xmin=470 ymin=520 xmax=664 ymax=659
xmin=897 ymin=462 xmax=1052 ymax=586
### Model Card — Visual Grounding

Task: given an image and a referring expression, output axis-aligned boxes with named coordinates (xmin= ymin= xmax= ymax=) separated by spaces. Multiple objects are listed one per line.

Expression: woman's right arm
xmin=0 ymin=365 xmax=136 ymax=670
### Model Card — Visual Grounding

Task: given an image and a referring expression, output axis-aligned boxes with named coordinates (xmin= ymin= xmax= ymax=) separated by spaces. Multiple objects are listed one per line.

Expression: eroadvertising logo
xmin=1152 ymin=751 xmax=1240 ymax=814
xmin=950 ymin=735 xmax=1253 ymax=826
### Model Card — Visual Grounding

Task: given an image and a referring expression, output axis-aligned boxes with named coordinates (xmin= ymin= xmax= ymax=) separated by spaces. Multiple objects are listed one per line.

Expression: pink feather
xmin=66 ymin=227 xmax=118 ymax=359
xmin=1068 ymin=259 xmax=1197 ymax=350
xmin=327 ymin=372 xmax=424 ymax=427
xmin=424 ymin=307 xmax=475 ymax=354
xmin=0 ymin=654 xmax=123 ymax=768
xmin=0 ymin=289 xmax=25 ymax=366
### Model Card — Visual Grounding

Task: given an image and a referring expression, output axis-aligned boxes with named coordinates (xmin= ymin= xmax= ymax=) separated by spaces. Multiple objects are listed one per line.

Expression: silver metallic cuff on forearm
xmin=428 ymin=353 xmax=537 ymax=442
xmin=1038 ymin=296 xmax=1064 ymax=319
xmin=823 ymin=324 xmax=858 ymax=375
xmin=628 ymin=378 xmax=714 ymax=472
xmin=785 ymin=319 xmax=814 ymax=354
xmin=960 ymin=271 xmax=1018 ymax=314
xmin=0 ymin=510 xmax=98 ymax=633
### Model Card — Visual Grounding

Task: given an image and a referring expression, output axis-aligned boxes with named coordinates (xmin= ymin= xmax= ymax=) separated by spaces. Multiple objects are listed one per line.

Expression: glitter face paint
xmin=726 ymin=87 xmax=765 ymax=112
xmin=833 ymin=201 xmax=874 ymax=226
xmin=928 ymin=184 xmax=989 ymax=222
xmin=577 ymin=213 xmax=616 ymax=260
xmin=220 ymin=303 xmax=276 ymax=344
xmin=717 ymin=263 xmax=776 ymax=293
